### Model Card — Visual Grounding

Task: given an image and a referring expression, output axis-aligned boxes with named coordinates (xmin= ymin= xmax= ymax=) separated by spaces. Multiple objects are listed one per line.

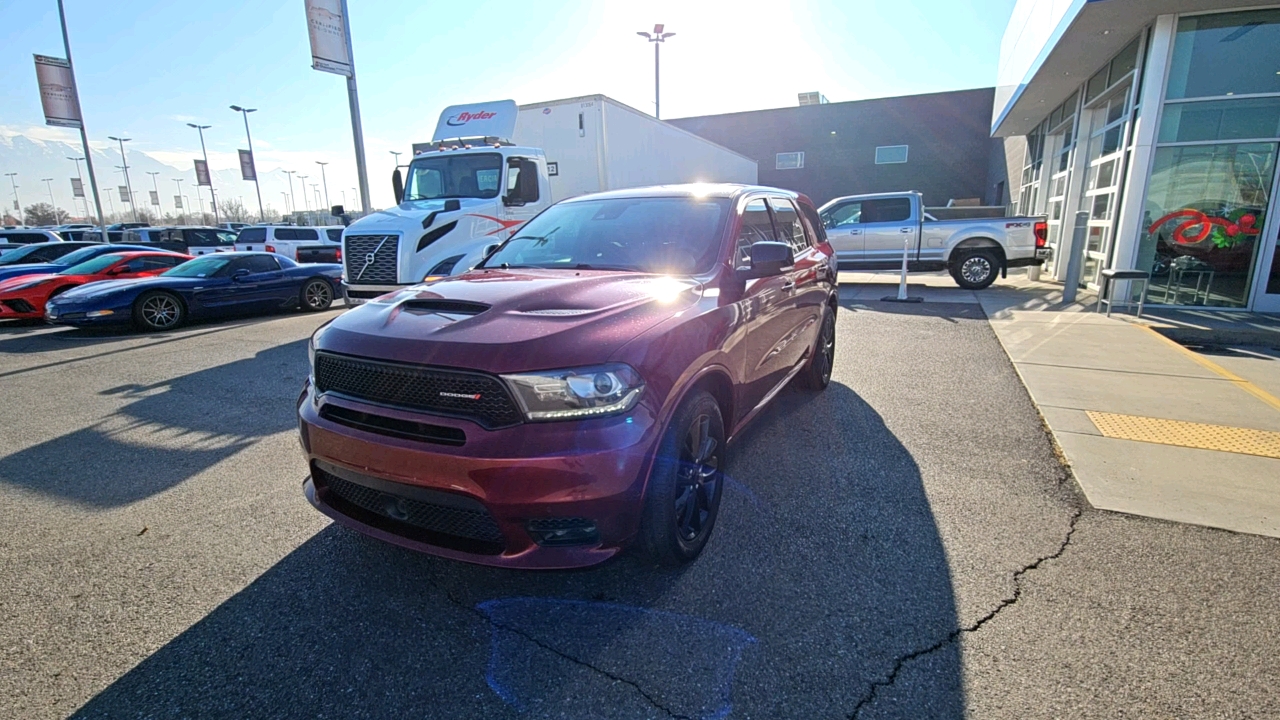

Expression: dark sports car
xmin=46 ymin=252 xmax=343 ymax=331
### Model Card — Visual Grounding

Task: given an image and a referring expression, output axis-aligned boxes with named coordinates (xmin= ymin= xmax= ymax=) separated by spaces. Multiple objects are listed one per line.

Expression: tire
xmin=798 ymin=306 xmax=836 ymax=391
xmin=132 ymin=291 xmax=186 ymax=332
xmin=950 ymin=249 xmax=1001 ymax=290
xmin=638 ymin=391 xmax=726 ymax=566
xmin=300 ymin=279 xmax=334 ymax=312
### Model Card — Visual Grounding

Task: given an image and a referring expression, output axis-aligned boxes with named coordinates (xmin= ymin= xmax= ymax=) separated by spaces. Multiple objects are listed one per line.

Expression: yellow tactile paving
xmin=1086 ymin=411 xmax=1280 ymax=460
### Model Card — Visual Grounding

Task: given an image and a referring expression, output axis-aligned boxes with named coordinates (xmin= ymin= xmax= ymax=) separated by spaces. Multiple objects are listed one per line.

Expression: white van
xmin=234 ymin=226 xmax=344 ymax=263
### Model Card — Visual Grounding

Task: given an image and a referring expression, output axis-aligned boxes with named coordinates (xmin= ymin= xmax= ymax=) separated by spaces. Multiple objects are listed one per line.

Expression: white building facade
xmin=995 ymin=0 xmax=1280 ymax=311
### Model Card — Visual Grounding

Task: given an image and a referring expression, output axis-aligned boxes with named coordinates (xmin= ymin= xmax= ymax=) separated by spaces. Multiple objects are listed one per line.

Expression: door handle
xmin=849 ymin=230 xmax=861 ymax=235
xmin=899 ymin=227 xmax=913 ymax=233
xmin=781 ymin=279 xmax=796 ymax=293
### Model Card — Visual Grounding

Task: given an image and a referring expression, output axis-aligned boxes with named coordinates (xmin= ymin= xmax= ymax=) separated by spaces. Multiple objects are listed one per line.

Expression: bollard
xmin=1060 ymin=211 xmax=1088 ymax=304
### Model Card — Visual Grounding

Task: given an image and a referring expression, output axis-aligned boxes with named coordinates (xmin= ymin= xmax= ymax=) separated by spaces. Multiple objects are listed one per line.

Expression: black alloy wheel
xmin=639 ymin=391 xmax=725 ymax=565
xmin=301 ymin=279 xmax=334 ymax=312
xmin=798 ymin=307 xmax=836 ymax=390
xmin=133 ymin=291 xmax=185 ymax=332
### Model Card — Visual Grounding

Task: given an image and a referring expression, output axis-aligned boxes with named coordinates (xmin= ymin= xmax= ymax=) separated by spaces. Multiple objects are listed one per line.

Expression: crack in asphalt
xmin=847 ymin=507 xmax=1083 ymax=719
xmin=446 ymin=591 xmax=693 ymax=720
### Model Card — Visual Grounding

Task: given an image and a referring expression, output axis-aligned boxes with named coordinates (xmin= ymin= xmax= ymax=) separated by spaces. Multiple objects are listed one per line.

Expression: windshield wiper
xmin=570 ymin=263 xmax=636 ymax=271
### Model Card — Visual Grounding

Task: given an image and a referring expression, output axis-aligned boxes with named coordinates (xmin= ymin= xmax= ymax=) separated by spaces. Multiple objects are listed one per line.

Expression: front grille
xmin=3 ymin=299 xmax=36 ymax=314
xmin=313 ymin=462 xmax=503 ymax=554
xmin=314 ymin=351 xmax=523 ymax=429
xmin=344 ymin=234 xmax=399 ymax=285
xmin=319 ymin=404 xmax=466 ymax=446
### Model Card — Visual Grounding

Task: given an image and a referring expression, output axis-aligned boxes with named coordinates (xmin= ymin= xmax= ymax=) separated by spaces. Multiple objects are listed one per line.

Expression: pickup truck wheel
xmin=798 ymin=307 xmax=836 ymax=391
xmin=638 ymin=391 xmax=725 ymax=566
xmin=950 ymin=250 xmax=1000 ymax=290
xmin=300 ymin=279 xmax=333 ymax=312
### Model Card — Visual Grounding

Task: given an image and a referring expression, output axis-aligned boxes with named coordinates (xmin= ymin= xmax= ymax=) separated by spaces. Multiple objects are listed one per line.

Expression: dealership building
xmin=994 ymin=0 xmax=1280 ymax=310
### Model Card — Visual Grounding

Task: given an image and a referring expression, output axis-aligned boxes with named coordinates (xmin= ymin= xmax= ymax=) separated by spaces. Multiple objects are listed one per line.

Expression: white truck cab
xmin=340 ymin=96 xmax=757 ymax=303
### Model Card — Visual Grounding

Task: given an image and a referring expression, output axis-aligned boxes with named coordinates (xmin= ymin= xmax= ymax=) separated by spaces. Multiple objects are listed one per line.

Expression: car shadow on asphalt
xmin=0 ymin=339 xmax=308 ymax=507
xmin=68 ymin=383 xmax=965 ymax=719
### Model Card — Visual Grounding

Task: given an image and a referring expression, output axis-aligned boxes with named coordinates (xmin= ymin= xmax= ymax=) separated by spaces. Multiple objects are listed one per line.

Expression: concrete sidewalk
xmin=976 ymin=276 xmax=1280 ymax=538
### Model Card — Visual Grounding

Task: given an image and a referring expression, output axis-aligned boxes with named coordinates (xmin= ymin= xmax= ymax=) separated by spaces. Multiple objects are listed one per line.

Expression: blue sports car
xmin=46 ymin=252 xmax=343 ymax=331
xmin=0 ymin=243 xmax=167 ymax=282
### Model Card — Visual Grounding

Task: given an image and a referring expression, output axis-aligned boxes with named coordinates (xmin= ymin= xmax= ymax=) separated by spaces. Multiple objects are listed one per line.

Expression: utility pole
xmin=107 ymin=135 xmax=138 ymax=223
xmin=56 ymin=0 xmax=107 ymax=239
xmin=187 ymin=123 xmax=219 ymax=224
xmin=315 ymin=160 xmax=331 ymax=211
xmin=230 ymin=105 xmax=265 ymax=222
xmin=636 ymin=25 xmax=675 ymax=119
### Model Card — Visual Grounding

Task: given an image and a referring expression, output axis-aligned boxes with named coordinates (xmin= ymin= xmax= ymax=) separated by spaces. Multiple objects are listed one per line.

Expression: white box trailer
xmin=513 ymin=95 xmax=758 ymax=198
xmin=343 ymin=95 xmax=759 ymax=301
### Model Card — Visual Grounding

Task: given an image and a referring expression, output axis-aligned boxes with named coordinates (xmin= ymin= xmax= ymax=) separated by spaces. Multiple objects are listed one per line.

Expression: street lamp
xmin=107 ymin=135 xmax=138 ymax=223
xmin=281 ymin=191 xmax=290 ymax=215
xmin=297 ymin=174 xmax=310 ymax=211
xmin=145 ymin=171 xmax=161 ymax=218
xmin=5 ymin=173 xmax=21 ymax=219
xmin=390 ymin=150 xmax=402 ymax=166
xmin=230 ymin=105 xmax=265 ymax=222
xmin=41 ymin=178 xmax=57 ymax=216
xmin=186 ymin=123 xmax=219 ymax=224
xmin=67 ymin=156 xmax=87 ymax=217
xmin=636 ymin=24 xmax=675 ymax=119
xmin=284 ymin=170 xmax=298 ymax=214
xmin=315 ymin=161 xmax=331 ymax=211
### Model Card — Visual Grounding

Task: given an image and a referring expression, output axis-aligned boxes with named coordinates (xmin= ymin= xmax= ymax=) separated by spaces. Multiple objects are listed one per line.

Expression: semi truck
xmin=340 ymin=95 xmax=758 ymax=303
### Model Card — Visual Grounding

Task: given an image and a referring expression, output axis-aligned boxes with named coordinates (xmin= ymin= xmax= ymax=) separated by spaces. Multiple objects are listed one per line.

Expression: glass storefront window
xmin=1159 ymin=97 xmax=1280 ymax=143
xmin=1166 ymin=10 xmax=1280 ymax=100
xmin=1136 ymin=143 xmax=1276 ymax=307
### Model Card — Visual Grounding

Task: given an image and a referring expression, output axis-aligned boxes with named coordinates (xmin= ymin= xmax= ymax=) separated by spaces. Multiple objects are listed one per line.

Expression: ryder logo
xmin=446 ymin=110 xmax=497 ymax=127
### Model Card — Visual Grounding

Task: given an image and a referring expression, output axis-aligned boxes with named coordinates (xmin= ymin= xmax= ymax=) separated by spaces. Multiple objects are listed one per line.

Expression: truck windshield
xmin=404 ymin=152 xmax=503 ymax=201
xmin=480 ymin=196 xmax=732 ymax=275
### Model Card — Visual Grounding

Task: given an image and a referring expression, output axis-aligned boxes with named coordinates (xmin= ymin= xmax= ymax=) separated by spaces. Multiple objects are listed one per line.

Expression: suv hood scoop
xmin=399 ymin=299 xmax=490 ymax=317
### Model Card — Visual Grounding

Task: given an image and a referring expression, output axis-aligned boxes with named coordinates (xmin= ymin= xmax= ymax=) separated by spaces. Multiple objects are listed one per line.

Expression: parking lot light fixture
xmin=186 ymin=123 xmax=219 ymax=225
xmin=67 ymin=157 xmax=87 ymax=216
xmin=636 ymin=25 xmax=675 ymax=119
xmin=298 ymin=175 xmax=310 ymax=211
xmin=107 ymin=136 xmax=138 ymax=223
xmin=316 ymin=161 xmax=331 ymax=211
xmin=284 ymin=170 xmax=298 ymax=213
xmin=230 ymin=105 xmax=265 ymax=223
xmin=41 ymin=178 xmax=57 ymax=212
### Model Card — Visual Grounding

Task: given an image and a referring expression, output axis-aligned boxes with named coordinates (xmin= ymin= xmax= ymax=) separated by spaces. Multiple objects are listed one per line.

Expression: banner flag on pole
xmin=194 ymin=159 xmax=211 ymax=187
xmin=70 ymin=178 xmax=84 ymax=197
xmin=174 ymin=195 xmax=183 ymax=209
xmin=238 ymin=149 xmax=257 ymax=181
xmin=33 ymin=55 xmax=83 ymax=129
xmin=149 ymin=190 xmax=160 ymax=206
xmin=306 ymin=0 xmax=352 ymax=76
xmin=118 ymin=186 xmax=130 ymax=203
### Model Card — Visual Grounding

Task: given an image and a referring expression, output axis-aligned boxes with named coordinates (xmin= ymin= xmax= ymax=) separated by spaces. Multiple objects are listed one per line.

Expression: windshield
xmin=52 ymin=246 xmax=107 ymax=267
xmin=403 ymin=152 xmax=502 ymax=201
xmin=480 ymin=196 xmax=732 ymax=275
xmin=60 ymin=254 xmax=124 ymax=275
xmin=163 ymin=255 xmax=230 ymax=278
xmin=0 ymin=244 xmax=51 ymax=265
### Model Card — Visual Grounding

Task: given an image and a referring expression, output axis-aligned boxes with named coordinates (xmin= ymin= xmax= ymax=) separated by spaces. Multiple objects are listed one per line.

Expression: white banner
xmin=34 ymin=55 xmax=83 ymax=129
xmin=306 ymin=0 xmax=352 ymax=77
xmin=149 ymin=190 xmax=160 ymax=206
xmin=70 ymin=177 xmax=84 ymax=198
xmin=238 ymin=149 xmax=257 ymax=181
xmin=118 ymin=186 xmax=131 ymax=203
xmin=174 ymin=195 xmax=183 ymax=209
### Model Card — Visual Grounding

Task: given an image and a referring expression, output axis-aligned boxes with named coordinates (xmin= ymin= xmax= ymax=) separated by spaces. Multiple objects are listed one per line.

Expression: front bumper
xmin=298 ymin=380 xmax=663 ymax=569
xmin=342 ymin=284 xmax=404 ymax=306
xmin=46 ymin=297 xmax=133 ymax=326
xmin=0 ymin=297 xmax=42 ymax=320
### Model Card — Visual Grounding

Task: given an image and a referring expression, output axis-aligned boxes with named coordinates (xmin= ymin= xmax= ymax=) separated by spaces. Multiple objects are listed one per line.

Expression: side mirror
xmin=330 ymin=204 xmax=344 ymax=217
xmin=232 ymin=268 xmax=251 ymax=282
xmin=738 ymin=241 xmax=794 ymax=280
xmin=502 ymin=193 xmax=522 ymax=208
xmin=444 ymin=199 xmax=461 ymax=213
xmin=482 ymin=243 xmax=500 ymax=259
xmin=391 ymin=169 xmax=404 ymax=204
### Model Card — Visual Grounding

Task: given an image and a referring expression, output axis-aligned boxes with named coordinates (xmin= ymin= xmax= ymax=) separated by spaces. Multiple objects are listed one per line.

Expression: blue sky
xmin=1 ymin=0 xmax=1017 ymax=210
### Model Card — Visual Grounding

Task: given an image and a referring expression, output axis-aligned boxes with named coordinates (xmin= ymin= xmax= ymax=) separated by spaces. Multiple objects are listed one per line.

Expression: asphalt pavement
xmin=0 ymin=291 xmax=1276 ymax=719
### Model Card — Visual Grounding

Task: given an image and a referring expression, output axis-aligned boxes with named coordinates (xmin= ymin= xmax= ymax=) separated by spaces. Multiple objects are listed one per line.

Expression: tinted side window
xmin=823 ymin=202 xmax=862 ymax=228
xmin=246 ymin=255 xmax=280 ymax=273
xmin=326 ymin=229 xmax=343 ymax=242
xmin=736 ymin=198 xmax=775 ymax=266
xmin=769 ymin=198 xmax=808 ymax=252
xmin=123 ymin=258 xmax=148 ymax=272
xmin=861 ymin=197 xmax=912 ymax=223
xmin=238 ymin=228 xmax=267 ymax=243
xmin=216 ymin=231 xmax=238 ymax=245
xmin=293 ymin=229 xmax=319 ymax=241
xmin=32 ymin=247 xmax=66 ymax=262
xmin=18 ymin=233 xmax=48 ymax=244
xmin=187 ymin=230 xmax=218 ymax=247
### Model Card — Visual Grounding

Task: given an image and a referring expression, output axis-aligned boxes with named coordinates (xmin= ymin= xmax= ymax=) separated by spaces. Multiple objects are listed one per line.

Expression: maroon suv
xmin=298 ymin=184 xmax=838 ymax=568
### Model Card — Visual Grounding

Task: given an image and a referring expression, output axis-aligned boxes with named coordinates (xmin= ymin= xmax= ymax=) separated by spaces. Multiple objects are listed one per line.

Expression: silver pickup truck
xmin=818 ymin=191 xmax=1048 ymax=289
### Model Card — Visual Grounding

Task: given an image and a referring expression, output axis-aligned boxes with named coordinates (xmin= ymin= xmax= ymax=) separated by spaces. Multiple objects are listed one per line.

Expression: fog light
xmin=86 ymin=309 xmax=114 ymax=317
xmin=526 ymin=518 xmax=599 ymax=547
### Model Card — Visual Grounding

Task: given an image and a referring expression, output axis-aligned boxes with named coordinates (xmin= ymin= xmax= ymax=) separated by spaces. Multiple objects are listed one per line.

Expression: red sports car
xmin=0 ymin=251 xmax=192 ymax=321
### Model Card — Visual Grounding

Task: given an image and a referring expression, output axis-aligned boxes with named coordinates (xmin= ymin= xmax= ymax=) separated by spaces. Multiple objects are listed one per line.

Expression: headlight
xmin=502 ymin=364 xmax=644 ymax=421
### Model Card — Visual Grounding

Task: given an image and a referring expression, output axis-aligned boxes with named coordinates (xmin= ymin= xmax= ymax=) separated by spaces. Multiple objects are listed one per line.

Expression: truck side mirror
xmin=737 ymin=241 xmax=794 ymax=280
xmin=392 ymin=169 xmax=404 ymax=204
xmin=330 ymin=204 xmax=344 ymax=217
xmin=444 ymin=199 xmax=461 ymax=212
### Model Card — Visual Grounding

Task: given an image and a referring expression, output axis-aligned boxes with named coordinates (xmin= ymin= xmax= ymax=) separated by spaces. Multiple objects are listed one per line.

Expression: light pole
xmin=636 ymin=24 xmax=675 ymax=119
xmin=56 ymin=0 xmax=107 ymax=238
xmin=230 ymin=105 xmax=265 ymax=222
xmin=5 ymin=173 xmax=21 ymax=220
xmin=341 ymin=189 xmax=347 ymax=208
xmin=42 ymin=178 xmax=57 ymax=217
xmin=186 ymin=123 xmax=219 ymax=224
xmin=145 ymin=171 xmax=161 ymax=219
xmin=284 ymin=170 xmax=298 ymax=214
xmin=67 ymin=156 xmax=87 ymax=217
xmin=390 ymin=150 xmax=402 ymax=167
xmin=107 ymin=135 xmax=138 ymax=223
xmin=173 ymin=178 xmax=186 ymax=223
xmin=281 ymin=191 xmax=290 ymax=215
xmin=315 ymin=161 xmax=331 ymax=211
xmin=298 ymin=175 xmax=310 ymax=211
xmin=312 ymin=184 xmax=321 ymax=212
